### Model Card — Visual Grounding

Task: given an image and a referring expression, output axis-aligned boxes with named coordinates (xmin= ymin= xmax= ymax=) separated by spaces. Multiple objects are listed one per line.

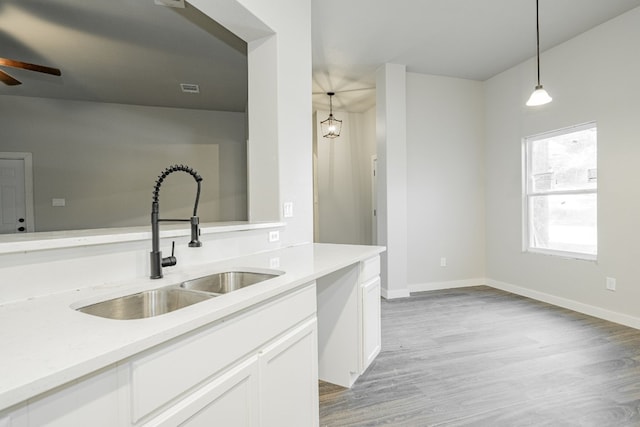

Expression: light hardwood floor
xmin=319 ymin=286 xmax=640 ymax=426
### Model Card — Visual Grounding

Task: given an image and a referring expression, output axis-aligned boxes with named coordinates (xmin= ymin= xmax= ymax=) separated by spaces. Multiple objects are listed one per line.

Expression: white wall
xmin=314 ymin=106 xmax=376 ymax=245
xmin=485 ymin=7 xmax=640 ymax=323
xmin=406 ymin=73 xmax=485 ymax=292
xmin=0 ymin=96 xmax=247 ymax=231
xmin=376 ymin=63 xmax=409 ymax=299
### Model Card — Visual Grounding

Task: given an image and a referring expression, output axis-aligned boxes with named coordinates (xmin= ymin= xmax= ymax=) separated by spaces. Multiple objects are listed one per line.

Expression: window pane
xmin=530 ymin=126 xmax=597 ymax=192
xmin=530 ymin=193 xmax=597 ymax=255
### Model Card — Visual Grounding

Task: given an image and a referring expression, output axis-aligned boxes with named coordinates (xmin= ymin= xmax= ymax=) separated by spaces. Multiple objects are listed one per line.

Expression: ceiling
xmin=0 ymin=0 xmax=247 ymax=111
xmin=312 ymin=0 xmax=640 ymax=112
xmin=1 ymin=1 xmax=639 ymax=114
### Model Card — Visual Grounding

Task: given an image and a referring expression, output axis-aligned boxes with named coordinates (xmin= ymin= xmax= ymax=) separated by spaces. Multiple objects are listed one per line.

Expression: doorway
xmin=0 ymin=153 xmax=34 ymax=234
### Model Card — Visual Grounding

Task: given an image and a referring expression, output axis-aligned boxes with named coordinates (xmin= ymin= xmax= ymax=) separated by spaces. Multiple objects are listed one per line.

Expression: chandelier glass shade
xmin=321 ymin=92 xmax=342 ymax=138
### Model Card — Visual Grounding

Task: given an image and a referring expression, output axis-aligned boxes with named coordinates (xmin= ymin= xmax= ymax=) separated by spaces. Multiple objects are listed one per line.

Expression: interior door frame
xmin=0 ymin=152 xmax=35 ymax=232
xmin=371 ymin=155 xmax=377 ymax=245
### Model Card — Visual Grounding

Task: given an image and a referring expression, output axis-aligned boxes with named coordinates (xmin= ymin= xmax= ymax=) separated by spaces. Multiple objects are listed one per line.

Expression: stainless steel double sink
xmin=76 ymin=270 xmax=282 ymax=320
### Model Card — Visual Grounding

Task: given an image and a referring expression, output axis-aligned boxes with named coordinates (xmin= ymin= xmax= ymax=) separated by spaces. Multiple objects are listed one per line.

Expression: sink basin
xmin=180 ymin=270 xmax=281 ymax=294
xmin=76 ymin=287 xmax=213 ymax=320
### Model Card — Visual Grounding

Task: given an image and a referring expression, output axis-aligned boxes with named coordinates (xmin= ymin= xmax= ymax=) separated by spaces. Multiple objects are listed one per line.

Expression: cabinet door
xmin=8 ymin=367 xmax=124 ymax=427
xmin=145 ymin=356 xmax=259 ymax=427
xmin=259 ymin=318 xmax=319 ymax=427
xmin=362 ymin=276 xmax=381 ymax=371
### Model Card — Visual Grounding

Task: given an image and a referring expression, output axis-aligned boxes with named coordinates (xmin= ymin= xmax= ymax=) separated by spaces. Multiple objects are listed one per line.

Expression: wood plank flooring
xmin=319 ymin=286 xmax=640 ymax=426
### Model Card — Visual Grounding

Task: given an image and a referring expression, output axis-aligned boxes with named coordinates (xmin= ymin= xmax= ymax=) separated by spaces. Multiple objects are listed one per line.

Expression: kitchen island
xmin=0 ymin=243 xmax=384 ymax=426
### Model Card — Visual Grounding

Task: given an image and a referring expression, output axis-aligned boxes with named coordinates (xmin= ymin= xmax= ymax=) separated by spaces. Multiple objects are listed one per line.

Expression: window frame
xmin=522 ymin=122 xmax=598 ymax=261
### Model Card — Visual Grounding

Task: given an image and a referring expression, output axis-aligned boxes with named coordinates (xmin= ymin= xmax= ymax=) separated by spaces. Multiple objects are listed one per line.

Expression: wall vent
xmin=180 ymin=83 xmax=200 ymax=94
xmin=154 ymin=0 xmax=185 ymax=8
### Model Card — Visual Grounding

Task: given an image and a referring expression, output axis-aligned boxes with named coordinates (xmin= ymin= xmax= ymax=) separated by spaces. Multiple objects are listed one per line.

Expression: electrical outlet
xmin=440 ymin=257 xmax=447 ymax=267
xmin=270 ymin=257 xmax=280 ymax=268
xmin=283 ymin=202 xmax=294 ymax=218
xmin=268 ymin=231 xmax=279 ymax=242
xmin=606 ymin=277 xmax=616 ymax=291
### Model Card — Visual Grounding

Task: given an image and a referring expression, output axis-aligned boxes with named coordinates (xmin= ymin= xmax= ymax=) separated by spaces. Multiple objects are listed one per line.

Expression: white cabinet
xmin=143 ymin=356 xmax=259 ymax=427
xmin=139 ymin=283 xmax=318 ymax=426
xmin=316 ymin=255 xmax=381 ymax=388
xmin=1 ymin=283 xmax=318 ymax=427
xmin=0 ymin=366 xmax=124 ymax=427
xmin=149 ymin=317 xmax=319 ymax=427
xmin=361 ymin=276 xmax=381 ymax=370
xmin=259 ymin=318 xmax=318 ymax=427
xmin=359 ymin=256 xmax=381 ymax=373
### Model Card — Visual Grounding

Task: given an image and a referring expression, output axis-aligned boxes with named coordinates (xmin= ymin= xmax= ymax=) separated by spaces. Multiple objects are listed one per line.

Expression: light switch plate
xmin=606 ymin=277 xmax=616 ymax=291
xmin=283 ymin=202 xmax=293 ymax=218
xmin=269 ymin=231 xmax=279 ymax=242
xmin=52 ymin=198 xmax=66 ymax=207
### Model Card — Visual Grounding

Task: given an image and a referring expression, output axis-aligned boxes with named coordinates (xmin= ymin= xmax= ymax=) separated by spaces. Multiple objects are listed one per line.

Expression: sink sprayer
xmin=150 ymin=164 xmax=203 ymax=279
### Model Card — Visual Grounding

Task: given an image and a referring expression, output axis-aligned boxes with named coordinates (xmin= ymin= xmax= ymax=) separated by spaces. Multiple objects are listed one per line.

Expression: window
xmin=523 ymin=123 xmax=597 ymax=260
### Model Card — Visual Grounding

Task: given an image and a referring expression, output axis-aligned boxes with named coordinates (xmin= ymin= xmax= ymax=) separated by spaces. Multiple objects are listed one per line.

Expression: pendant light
xmin=321 ymin=92 xmax=342 ymax=138
xmin=526 ymin=0 xmax=552 ymax=107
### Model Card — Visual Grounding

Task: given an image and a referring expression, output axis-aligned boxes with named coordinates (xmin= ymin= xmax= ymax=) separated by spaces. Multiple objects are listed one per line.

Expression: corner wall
xmin=406 ymin=73 xmax=485 ymax=292
xmin=484 ymin=7 xmax=640 ymax=320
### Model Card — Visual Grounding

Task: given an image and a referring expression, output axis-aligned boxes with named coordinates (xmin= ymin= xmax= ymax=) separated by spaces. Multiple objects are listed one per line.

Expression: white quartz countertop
xmin=0 ymin=243 xmax=384 ymax=412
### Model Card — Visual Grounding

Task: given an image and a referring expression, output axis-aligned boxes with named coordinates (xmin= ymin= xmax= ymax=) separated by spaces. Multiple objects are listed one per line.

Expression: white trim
xmin=408 ymin=278 xmax=486 ymax=293
xmin=522 ymin=122 xmax=598 ymax=260
xmin=0 ymin=152 xmax=35 ymax=233
xmin=371 ymin=154 xmax=377 ymax=245
xmin=381 ymin=288 xmax=410 ymax=300
xmin=525 ymin=121 xmax=597 ymax=142
xmin=526 ymin=247 xmax=597 ymax=262
xmin=529 ymin=188 xmax=597 ymax=197
xmin=487 ymin=279 xmax=640 ymax=330
xmin=399 ymin=276 xmax=640 ymax=330
xmin=0 ymin=221 xmax=285 ymax=255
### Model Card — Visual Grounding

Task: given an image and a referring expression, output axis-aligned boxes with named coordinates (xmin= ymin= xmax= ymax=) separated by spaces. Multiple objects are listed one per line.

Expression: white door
xmin=0 ymin=157 xmax=27 ymax=234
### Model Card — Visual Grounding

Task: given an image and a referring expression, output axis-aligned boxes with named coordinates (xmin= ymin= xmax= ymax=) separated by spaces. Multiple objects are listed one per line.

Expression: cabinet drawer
xmin=130 ymin=283 xmax=316 ymax=422
xmin=359 ymin=256 xmax=380 ymax=283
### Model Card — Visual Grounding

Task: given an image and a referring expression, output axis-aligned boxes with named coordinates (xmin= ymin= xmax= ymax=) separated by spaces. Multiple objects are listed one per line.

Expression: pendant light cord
xmin=328 ymin=91 xmax=335 ymax=116
xmin=536 ymin=0 xmax=541 ymax=86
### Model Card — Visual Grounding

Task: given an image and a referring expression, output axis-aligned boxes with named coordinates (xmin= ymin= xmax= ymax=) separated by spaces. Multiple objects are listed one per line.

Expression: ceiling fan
xmin=0 ymin=57 xmax=61 ymax=86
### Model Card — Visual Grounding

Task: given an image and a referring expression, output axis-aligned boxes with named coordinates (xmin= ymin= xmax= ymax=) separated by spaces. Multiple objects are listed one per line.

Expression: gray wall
xmin=406 ymin=72 xmax=486 ymax=290
xmin=0 ymin=96 xmax=247 ymax=231
xmin=485 ymin=7 xmax=640 ymax=320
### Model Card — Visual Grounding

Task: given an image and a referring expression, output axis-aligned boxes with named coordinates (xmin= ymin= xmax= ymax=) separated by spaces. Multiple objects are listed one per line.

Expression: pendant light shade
xmin=321 ymin=92 xmax=342 ymax=138
xmin=526 ymin=85 xmax=552 ymax=106
xmin=526 ymin=0 xmax=552 ymax=107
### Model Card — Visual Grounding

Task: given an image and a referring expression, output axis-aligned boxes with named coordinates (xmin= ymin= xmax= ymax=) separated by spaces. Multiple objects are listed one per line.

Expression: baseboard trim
xmin=409 ymin=278 xmax=485 ymax=294
xmin=487 ymin=279 xmax=640 ymax=330
xmin=381 ymin=288 xmax=411 ymax=300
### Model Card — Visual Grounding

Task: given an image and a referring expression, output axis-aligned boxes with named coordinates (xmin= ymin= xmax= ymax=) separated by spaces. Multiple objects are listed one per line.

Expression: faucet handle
xmin=162 ymin=241 xmax=177 ymax=267
xmin=189 ymin=216 xmax=203 ymax=248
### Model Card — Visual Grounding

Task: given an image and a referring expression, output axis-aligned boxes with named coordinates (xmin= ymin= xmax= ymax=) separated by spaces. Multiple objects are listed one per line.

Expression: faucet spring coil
xmin=152 ymin=164 xmax=203 ymax=204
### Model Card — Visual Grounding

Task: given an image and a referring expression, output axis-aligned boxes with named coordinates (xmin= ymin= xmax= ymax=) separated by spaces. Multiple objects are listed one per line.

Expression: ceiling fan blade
xmin=0 ymin=69 xmax=21 ymax=85
xmin=0 ymin=58 xmax=61 ymax=76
